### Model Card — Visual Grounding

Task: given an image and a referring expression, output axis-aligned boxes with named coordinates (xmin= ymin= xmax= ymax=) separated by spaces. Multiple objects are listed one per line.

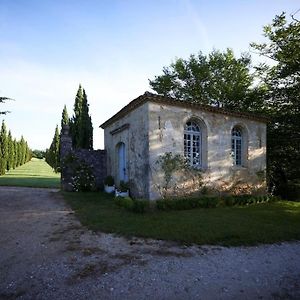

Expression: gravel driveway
xmin=0 ymin=186 xmax=299 ymax=300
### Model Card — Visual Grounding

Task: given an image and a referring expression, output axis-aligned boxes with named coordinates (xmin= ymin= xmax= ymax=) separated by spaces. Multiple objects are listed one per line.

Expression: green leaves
xmin=149 ymin=49 xmax=257 ymax=110
xmin=69 ymin=85 xmax=93 ymax=149
xmin=252 ymin=12 xmax=300 ymax=195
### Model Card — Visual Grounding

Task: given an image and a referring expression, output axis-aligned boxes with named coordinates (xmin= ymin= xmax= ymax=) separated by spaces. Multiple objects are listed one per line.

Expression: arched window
xmin=231 ymin=127 xmax=243 ymax=166
xmin=184 ymin=121 xmax=202 ymax=168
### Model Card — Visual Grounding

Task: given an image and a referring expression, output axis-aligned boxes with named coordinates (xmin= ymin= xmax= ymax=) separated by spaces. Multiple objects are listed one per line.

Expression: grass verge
xmin=64 ymin=191 xmax=300 ymax=246
xmin=0 ymin=158 xmax=60 ymax=188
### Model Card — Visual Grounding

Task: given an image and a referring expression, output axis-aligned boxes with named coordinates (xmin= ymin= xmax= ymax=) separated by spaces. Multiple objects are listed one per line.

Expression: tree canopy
xmin=149 ymin=49 xmax=263 ymax=111
xmin=0 ymin=96 xmax=11 ymax=115
xmin=251 ymin=12 xmax=300 ymax=194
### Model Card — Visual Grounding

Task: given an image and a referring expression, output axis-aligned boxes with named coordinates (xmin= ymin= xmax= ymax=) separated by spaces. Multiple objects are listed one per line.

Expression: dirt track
xmin=0 ymin=186 xmax=300 ymax=299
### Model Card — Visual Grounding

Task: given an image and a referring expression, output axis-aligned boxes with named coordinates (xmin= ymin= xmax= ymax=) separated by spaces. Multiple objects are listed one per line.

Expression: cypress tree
xmin=14 ymin=139 xmax=19 ymax=168
xmin=79 ymin=89 xmax=93 ymax=149
xmin=61 ymin=105 xmax=69 ymax=130
xmin=47 ymin=125 xmax=60 ymax=172
xmin=7 ymin=130 xmax=13 ymax=171
xmin=20 ymin=136 xmax=26 ymax=165
xmin=70 ymin=84 xmax=83 ymax=148
xmin=11 ymin=138 xmax=16 ymax=169
xmin=0 ymin=120 xmax=8 ymax=175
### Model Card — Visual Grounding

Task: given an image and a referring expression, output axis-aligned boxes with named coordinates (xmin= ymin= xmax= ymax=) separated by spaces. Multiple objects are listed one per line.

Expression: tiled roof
xmin=100 ymin=92 xmax=269 ymax=128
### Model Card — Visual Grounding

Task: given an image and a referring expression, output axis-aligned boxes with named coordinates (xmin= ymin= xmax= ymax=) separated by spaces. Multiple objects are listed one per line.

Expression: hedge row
xmin=114 ymin=197 xmax=150 ymax=213
xmin=114 ymin=194 xmax=280 ymax=214
xmin=156 ymin=194 xmax=279 ymax=211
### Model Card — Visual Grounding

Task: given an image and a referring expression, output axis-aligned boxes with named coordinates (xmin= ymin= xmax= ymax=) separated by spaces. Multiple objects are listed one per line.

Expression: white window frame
xmin=184 ymin=121 xmax=202 ymax=168
xmin=231 ymin=127 xmax=243 ymax=166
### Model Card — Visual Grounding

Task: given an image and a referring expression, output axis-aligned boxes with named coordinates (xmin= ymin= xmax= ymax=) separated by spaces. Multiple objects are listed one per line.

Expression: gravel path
xmin=0 ymin=186 xmax=299 ymax=300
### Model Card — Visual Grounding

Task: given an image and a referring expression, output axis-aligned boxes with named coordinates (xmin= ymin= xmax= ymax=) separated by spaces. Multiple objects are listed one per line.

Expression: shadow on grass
xmin=0 ymin=176 xmax=60 ymax=188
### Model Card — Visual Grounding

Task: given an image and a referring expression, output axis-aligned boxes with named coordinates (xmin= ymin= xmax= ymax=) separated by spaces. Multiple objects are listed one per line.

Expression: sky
xmin=0 ymin=0 xmax=298 ymax=150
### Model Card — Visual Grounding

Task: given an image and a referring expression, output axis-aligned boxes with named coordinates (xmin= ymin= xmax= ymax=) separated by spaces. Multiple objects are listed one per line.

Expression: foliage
xmin=69 ymin=85 xmax=93 ymax=149
xmin=149 ymin=49 xmax=263 ymax=111
xmin=114 ymin=196 xmax=150 ymax=213
xmin=156 ymin=152 xmax=186 ymax=196
xmin=6 ymin=130 xmax=13 ymax=171
xmin=156 ymin=152 xmax=203 ymax=198
xmin=0 ymin=96 xmax=12 ymax=115
xmin=32 ymin=149 xmax=46 ymax=159
xmin=62 ymin=153 xmax=96 ymax=192
xmin=119 ymin=180 xmax=129 ymax=192
xmin=61 ymin=105 xmax=69 ymax=130
xmin=0 ymin=120 xmax=31 ymax=176
xmin=104 ymin=175 xmax=114 ymax=186
xmin=156 ymin=194 xmax=278 ymax=211
xmin=0 ymin=120 xmax=8 ymax=175
xmin=251 ymin=12 xmax=300 ymax=197
xmin=45 ymin=125 xmax=60 ymax=172
xmin=114 ymin=196 xmax=134 ymax=210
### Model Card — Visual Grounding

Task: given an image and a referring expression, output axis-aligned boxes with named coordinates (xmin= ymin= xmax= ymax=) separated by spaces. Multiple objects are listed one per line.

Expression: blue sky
xmin=0 ymin=0 xmax=298 ymax=149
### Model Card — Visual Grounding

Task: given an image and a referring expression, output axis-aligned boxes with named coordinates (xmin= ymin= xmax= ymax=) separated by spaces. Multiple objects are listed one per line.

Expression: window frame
xmin=184 ymin=121 xmax=202 ymax=169
xmin=231 ymin=126 xmax=244 ymax=166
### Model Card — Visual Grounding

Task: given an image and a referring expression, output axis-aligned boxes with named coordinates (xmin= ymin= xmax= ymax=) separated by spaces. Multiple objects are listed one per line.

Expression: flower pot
xmin=115 ymin=190 xmax=129 ymax=197
xmin=104 ymin=185 xmax=115 ymax=193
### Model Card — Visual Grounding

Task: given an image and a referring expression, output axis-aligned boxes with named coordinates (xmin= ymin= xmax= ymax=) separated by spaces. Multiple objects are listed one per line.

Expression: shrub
xmin=132 ymin=199 xmax=150 ymax=213
xmin=114 ymin=197 xmax=149 ymax=213
xmin=114 ymin=196 xmax=134 ymax=210
xmin=156 ymin=196 xmax=219 ymax=211
xmin=62 ymin=153 xmax=96 ymax=192
xmin=119 ymin=181 xmax=129 ymax=192
xmin=224 ymin=196 xmax=234 ymax=207
xmin=155 ymin=194 xmax=279 ymax=211
xmin=104 ymin=175 xmax=114 ymax=186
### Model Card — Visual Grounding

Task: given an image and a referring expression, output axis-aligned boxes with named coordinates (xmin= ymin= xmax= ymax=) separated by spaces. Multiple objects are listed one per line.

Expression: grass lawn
xmin=64 ymin=192 xmax=300 ymax=246
xmin=0 ymin=158 xmax=60 ymax=188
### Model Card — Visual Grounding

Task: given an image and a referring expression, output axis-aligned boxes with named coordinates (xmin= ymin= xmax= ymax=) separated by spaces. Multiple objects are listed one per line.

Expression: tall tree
xmin=251 ymin=12 xmax=300 ymax=195
xmin=0 ymin=120 xmax=8 ymax=175
xmin=70 ymin=84 xmax=84 ymax=148
xmin=69 ymin=85 xmax=93 ymax=149
xmin=61 ymin=104 xmax=69 ymax=130
xmin=46 ymin=125 xmax=60 ymax=172
xmin=78 ymin=89 xmax=93 ymax=149
xmin=149 ymin=49 xmax=262 ymax=111
xmin=6 ymin=130 xmax=13 ymax=171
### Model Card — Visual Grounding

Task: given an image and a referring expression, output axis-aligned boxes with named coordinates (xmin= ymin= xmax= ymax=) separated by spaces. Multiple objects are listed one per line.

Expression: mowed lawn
xmin=0 ymin=158 xmax=60 ymax=188
xmin=64 ymin=192 xmax=300 ymax=246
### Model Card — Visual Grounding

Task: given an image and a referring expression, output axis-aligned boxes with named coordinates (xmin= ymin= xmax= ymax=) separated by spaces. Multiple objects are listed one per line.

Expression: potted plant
xmin=104 ymin=175 xmax=115 ymax=193
xmin=115 ymin=181 xmax=129 ymax=197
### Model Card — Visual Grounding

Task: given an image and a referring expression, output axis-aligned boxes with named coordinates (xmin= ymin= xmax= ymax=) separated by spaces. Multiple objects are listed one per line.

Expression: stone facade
xmin=100 ymin=92 xmax=268 ymax=200
xmin=60 ymin=125 xmax=107 ymax=191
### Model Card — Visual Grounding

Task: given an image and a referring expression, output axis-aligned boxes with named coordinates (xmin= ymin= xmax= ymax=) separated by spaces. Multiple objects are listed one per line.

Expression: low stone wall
xmin=60 ymin=125 xmax=107 ymax=191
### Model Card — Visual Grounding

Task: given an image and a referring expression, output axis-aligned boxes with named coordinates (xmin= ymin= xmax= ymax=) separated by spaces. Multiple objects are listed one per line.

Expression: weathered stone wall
xmin=60 ymin=125 xmax=107 ymax=191
xmin=103 ymin=101 xmax=267 ymax=200
xmin=148 ymin=102 xmax=267 ymax=199
xmin=104 ymin=102 xmax=149 ymax=198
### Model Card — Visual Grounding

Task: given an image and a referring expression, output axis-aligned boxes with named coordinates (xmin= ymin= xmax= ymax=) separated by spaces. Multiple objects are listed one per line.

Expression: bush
xmin=132 ymin=199 xmax=150 ymax=213
xmin=114 ymin=197 xmax=149 ymax=213
xmin=114 ymin=196 xmax=134 ymax=210
xmin=155 ymin=194 xmax=279 ymax=211
xmin=156 ymin=196 xmax=219 ymax=211
xmin=119 ymin=180 xmax=129 ymax=192
xmin=104 ymin=175 xmax=114 ymax=186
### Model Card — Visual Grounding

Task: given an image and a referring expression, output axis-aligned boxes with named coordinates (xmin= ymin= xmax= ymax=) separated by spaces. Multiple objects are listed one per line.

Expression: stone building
xmin=100 ymin=92 xmax=268 ymax=200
